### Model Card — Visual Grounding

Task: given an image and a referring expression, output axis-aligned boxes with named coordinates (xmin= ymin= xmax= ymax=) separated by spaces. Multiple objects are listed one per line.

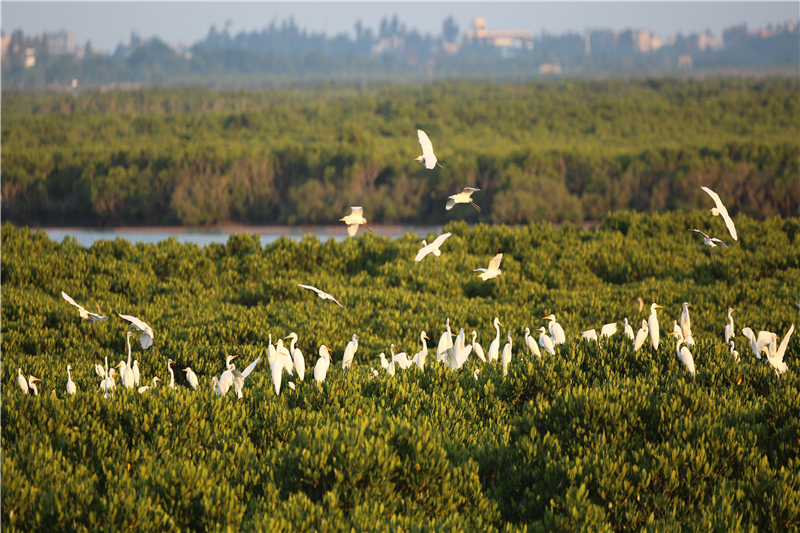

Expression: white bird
xmin=741 ymin=327 xmax=762 ymax=359
xmin=582 ymin=329 xmax=598 ymax=342
xmin=94 ymin=362 xmax=106 ymax=380
xmin=648 ymin=303 xmax=662 ymax=350
xmin=386 ymin=357 xmax=396 ymax=377
xmin=672 ymin=320 xmax=683 ymax=340
xmin=413 ymin=331 xmax=430 ymax=370
xmin=688 ymin=229 xmax=729 ymax=261
xmin=267 ymin=334 xmax=277 ymax=367
xmin=523 ymin=327 xmax=541 ymax=357
xmin=276 ymin=340 xmax=294 ymax=375
xmin=66 ymin=364 xmax=76 ymax=395
xmin=211 ymin=376 xmax=221 ymax=396
xmin=538 ymin=327 xmax=556 ymax=355
xmin=623 ymin=318 xmax=635 ymax=340
xmin=297 ymin=284 xmax=344 ymax=308
xmin=437 ymin=318 xmax=455 ymax=362
xmin=288 ymin=382 xmax=296 ymax=391
xmin=544 ymin=314 xmax=566 ymax=345
xmin=502 ymin=330 xmax=513 ymax=376
xmin=121 ymin=332 xmax=136 ymax=389
xmin=231 ymin=355 xmax=261 ymax=399
xmin=17 ymin=368 xmax=33 ymax=394
xmin=270 ymin=356 xmax=283 ymax=395
xmin=446 ymin=188 xmax=481 ymax=212
xmin=61 ymin=291 xmax=108 ymax=322
xmin=218 ymin=355 xmax=237 ymax=396
xmin=488 ymin=317 xmax=504 ymax=362
xmin=729 ymin=341 xmax=740 ymax=363
xmin=669 ymin=331 xmax=696 ymax=376
xmin=475 ymin=253 xmax=506 ymax=288
xmin=378 ymin=352 xmax=389 ymax=369
xmin=116 ymin=311 xmax=154 ymax=349
xmin=101 ymin=368 xmax=117 ymax=397
xmin=391 ymin=344 xmax=412 ymax=370
xmin=473 ymin=368 xmax=481 ymax=380
xmin=454 ymin=327 xmax=466 ymax=356
xmin=340 ymin=207 xmax=373 ymax=237
xmin=138 ymin=376 xmax=161 ymax=394
xmin=634 ymin=320 xmax=649 ymax=352
xmin=342 ymin=334 xmax=359 ymax=369
xmin=415 ymin=232 xmax=451 ymax=271
xmin=132 ymin=360 xmax=140 ymax=387
xmin=183 ymin=367 xmax=199 ymax=390
xmin=471 ymin=331 xmax=486 ymax=362
xmin=757 ymin=330 xmax=775 ymax=357
xmin=415 ymin=129 xmax=442 ymax=169
xmin=680 ymin=302 xmax=693 ymax=341
xmin=314 ymin=345 xmax=333 ymax=383
xmin=766 ymin=324 xmax=794 ymax=375
xmin=701 ymin=186 xmax=738 ymax=241
xmin=724 ymin=308 xmax=737 ymax=345
xmin=286 ymin=332 xmax=306 ymax=381
xmin=167 ymin=359 xmax=177 ymax=390
xmin=600 ymin=323 xmax=618 ymax=338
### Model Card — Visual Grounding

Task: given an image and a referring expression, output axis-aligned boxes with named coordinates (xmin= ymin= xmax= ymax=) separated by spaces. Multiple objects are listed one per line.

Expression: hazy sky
xmin=2 ymin=2 xmax=798 ymax=53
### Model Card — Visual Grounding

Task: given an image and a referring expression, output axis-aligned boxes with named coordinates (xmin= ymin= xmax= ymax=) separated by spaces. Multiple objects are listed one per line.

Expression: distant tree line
xmin=2 ymin=78 xmax=797 ymax=227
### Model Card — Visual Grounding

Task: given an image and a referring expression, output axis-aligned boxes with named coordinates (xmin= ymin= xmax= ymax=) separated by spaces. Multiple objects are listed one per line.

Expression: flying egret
xmin=634 ymin=320 xmax=649 ymax=352
xmin=475 ymin=253 xmax=506 ymax=288
xmin=446 ymin=187 xmax=481 ymax=212
xmin=648 ymin=303 xmax=662 ymax=350
xmin=523 ymin=327 xmax=541 ymax=357
xmin=342 ymin=334 xmax=359 ymax=369
xmin=729 ymin=341 xmax=740 ymax=363
xmin=297 ymin=284 xmax=344 ymax=308
xmin=66 ymin=364 xmax=76 ymax=395
xmin=502 ymin=331 xmax=513 ymax=376
xmin=286 ymin=332 xmax=306 ymax=381
xmin=340 ymin=207 xmax=373 ymax=237
xmin=680 ymin=303 xmax=693 ymax=341
xmin=121 ymin=332 xmax=136 ymax=389
xmin=132 ymin=360 xmax=140 ymax=387
xmin=219 ymin=355 xmax=237 ymax=396
xmin=538 ymin=327 xmax=556 ymax=355
xmin=701 ymin=186 xmax=738 ymax=241
xmin=138 ymin=376 xmax=161 ymax=394
xmin=314 ymin=345 xmax=333 ymax=383
xmin=582 ymin=329 xmax=598 ymax=342
xmin=116 ymin=311 xmax=154 ymax=349
xmin=488 ymin=318 xmax=504 ymax=362
xmin=415 ymin=232 xmax=452 ymax=271
xmin=471 ymin=331 xmax=486 ymax=362
xmin=544 ymin=315 xmax=566 ymax=345
xmin=391 ymin=344 xmax=412 ymax=370
xmin=437 ymin=318 xmax=454 ymax=362
xmin=413 ymin=331 xmax=430 ymax=370
xmin=688 ymin=229 xmax=729 ymax=261
xmin=669 ymin=331 xmax=696 ymax=376
xmin=724 ymin=308 xmax=737 ymax=345
xmin=741 ymin=328 xmax=762 ymax=359
xmin=232 ymin=355 xmax=261 ymax=399
xmin=415 ymin=129 xmax=442 ymax=169
xmin=623 ymin=318 xmax=635 ymax=340
xmin=766 ymin=324 xmax=794 ymax=375
xmin=61 ymin=291 xmax=108 ymax=322
xmin=183 ymin=367 xmax=199 ymax=390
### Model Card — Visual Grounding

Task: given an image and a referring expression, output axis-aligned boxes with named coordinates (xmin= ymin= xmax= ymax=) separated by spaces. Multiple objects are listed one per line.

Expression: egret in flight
xmin=183 ymin=367 xmax=199 ymax=390
xmin=544 ymin=315 xmax=566 ymax=345
xmin=415 ymin=129 xmax=442 ymax=169
xmin=297 ymin=284 xmax=344 ymax=308
xmin=523 ymin=327 xmax=541 ymax=357
xmin=314 ymin=345 xmax=333 ymax=383
xmin=701 ymin=186 xmax=738 ymax=241
xmin=488 ymin=318 xmax=504 ymax=362
xmin=66 ymin=364 xmax=76 ymax=395
xmin=648 ymin=303 xmax=663 ymax=350
xmin=766 ymin=324 xmax=794 ymax=375
xmin=61 ymin=291 xmax=108 ymax=323
xmin=475 ymin=253 xmax=506 ymax=288
xmin=471 ymin=331 xmax=486 ymax=362
xmin=446 ymin=188 xmax=481 ymax=212
xmin=688 ymin=229 xmax=728 ymax=261
xmin=415 ymin=232 xmax=451 ymax=271
xmin=117 ymin=311 xmax=154 ymax=349
xmin=669 ymin=331 xmax=696 ymax=376
xmin=342 ymin=334 xmax=359 ymax=369
xmin=724 ymin=308 xmax=736 ymax=345
xmin=340 ymin=207 xmax=373 ymax=237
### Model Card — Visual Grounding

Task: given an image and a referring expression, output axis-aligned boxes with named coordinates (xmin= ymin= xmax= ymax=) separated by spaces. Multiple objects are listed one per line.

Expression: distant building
xmin=696 ymin=32 xmax=724 ymax=51
xmin=677 ymin=54 xmax=692 ymax=69
xmin=47 ymin=29 xmax=75 ymax=55
xmin=24 ymin=47 xmax=36 ymax=68
xmin=538 ymin=62 xmax=562 ymax=74
xmin=0 ymin=35 xmax=10 ymax=57
xmin=464 ymin=17 xmax=533 ymax=48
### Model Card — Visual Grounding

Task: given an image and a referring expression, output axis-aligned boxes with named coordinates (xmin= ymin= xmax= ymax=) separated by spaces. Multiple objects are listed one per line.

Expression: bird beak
xmin=355 ymin=335 xmax=359 ymax=340
xmin=732 ymin=308 xmax=737 ymax=313
xmin=498 ymin=321 xmax=504 ymax=328
xmin=31 ymin=376 xmax=41 ymax=382
xmin=232 ymin=355 xmax=238 ymax=360
xmin=424 ymin=334 xmax=430 ymax=340
xmin=183 ymin=368 xmax=189 ymax=372
xmin=687 ymin=304 xmax=693 ymax=308
xmin=284 ymin=335 xmax=291 ymax=339
xmin=656 ymin=305 xmax=663 ymax=309
xmin=450 ymin=333 xmax=456 ymax=337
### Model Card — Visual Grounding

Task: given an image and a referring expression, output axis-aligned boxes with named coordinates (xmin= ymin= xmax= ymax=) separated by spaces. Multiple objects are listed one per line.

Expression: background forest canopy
xmin=1 ymin=77 xmax=798 ymax=228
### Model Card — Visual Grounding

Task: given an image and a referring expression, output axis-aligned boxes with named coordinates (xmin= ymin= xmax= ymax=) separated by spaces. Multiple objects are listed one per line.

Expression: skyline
xmin=3 ymin=2 xmax=798 ymax=53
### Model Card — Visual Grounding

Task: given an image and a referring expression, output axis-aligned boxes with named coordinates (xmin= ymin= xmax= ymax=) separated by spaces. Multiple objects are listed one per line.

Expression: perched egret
xmin=582 ymin=329 xmax=598 ymax=342
xmin=276 ymin=340 xmax=294 ymax=375
xmin=669 ymin=331 xmax=696 ymax=376
xmin=729 ymin=341 xmax=740 ymax=363
xmin=446 ymin=187 xmax=481 ymax=212
xmin=66 ymin=364 xmax=76 ymax=395
xmin=378 ymin=352 xmax=389 ymax=369
xmin=340 ymin=207 xmax=373 ymax=237
xmin=672 ymin=320 xmax=683 ymax=340
xmin=101 ymin=368 xmax=117 ymax=397
xmin=488 ymin=318 xmax=504 ymax=362
xmin=267 ymin=334 xmax=277 ymax=367
xmin=415 ymin=232 xmax=452 ymax=271
xmin=183 ymin=367 xmax=199 ymax=390
xmin=121 ymin=332 xmax=136 ymax=389
xmin=648 ymin=303 xmax=662 ymax=350
xmin=138 ymin=376 xmax=161 ymax=394
xmin=211 ymin=376 xmax=221 ymax=396
xmin=391 ymin=344 xmax=412 ymax=370
xmin=286 ymin=332 xmax=306 ymax=381
xmin=523 ymin=327 xmax=541 ymax=357
xmin=132 ymin=360 xmax=140 ymax=387
xmin=218 ymin=355 xmax=237 ymax=396
xmin=701 ymin=186 xmax=738 ymax=241
xmin=688 ymin=229 xmax=729 ymax=261
xmin=475 ymin=253 xmax=506 ymax=288
xmin=544 ymin=315 xmax=566 ymax=345
xmin=314 ymin=345 xmax=333 ymax=383
xmin=94 ymin=362 xmax=106 ymax=380
xmin=413 ymin=331 xmax=430 ymax=370
xmin=538 ymin=327 xmax=556 ymax=356
xmin=386 ymin=357 xmax=396 ymax=377
xmin=634 ymin=320 xmax=649 ymax=352
xmin=270 ymin=356 xmax=283 ymax=396
xmin=17 ymin=369 xmax=30 ymax=394
xmin=724 ymin=308 xmax=737 ymax=345
xmin=680 ymin=303 xmax=693 ymax=341
xmin=415 ymin=129 xmax=442 ymax=169
xmin=623 ymin=318 xmax=635 ymax=340
xmin=342 ymin=334 xmax=359 ymax=369
xmin=116 ymin=311 xmax=154 ymax=349
xmin=502 ymin=331 xmax=513 ymax=376
xmin=437 ymin=318 xmax=455 ymax=363
xmin=61 ymin=291 xmax=108 ymax=322
xmin=471 ymin=331 xmax=486 ymax=362
xmin=297 ymin=284 xmax=344 ymax=308
xmin=741 ymin=328 xmax=762 ymax=359
xmin=766 ymin=324 xmax=794 ymax=375
xmin=454 ymin=328 xmax=466 ymax=356
xmin=473 ymin=369 xmax=481 ymax=380
xmin=231 ymin=355 xmax=261 ymax=399
xmin=600 ymin=323 xmax=618 ymax=338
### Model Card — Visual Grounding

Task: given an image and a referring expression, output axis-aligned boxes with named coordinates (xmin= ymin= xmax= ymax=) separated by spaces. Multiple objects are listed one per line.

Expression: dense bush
xmin=2 ymin=210 xmax=799 ymax=531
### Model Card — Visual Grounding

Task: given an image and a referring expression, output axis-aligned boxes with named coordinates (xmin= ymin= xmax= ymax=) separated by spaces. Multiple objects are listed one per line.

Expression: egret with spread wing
xmin=232 ymin=355 xmax=261 ymax=399
xmin=297 ymin=284 xmax=344 ymax=308
xmin=61 ymin=291 xmax=108 ymax=323
xmin=415 ymin=233 xmax=451 ymax=271
xmin=415 ymin=129 xmax=442 ymax=169
xmin=475 ymin=253 xmax=506 ymax=288
xmin=701 ymin=186 xmax=738 ymax=241
xmin=117 ymin=311 xmax=154 ymax=349
xmin=340 ymin=207 xmax=373 ymax=237
xmin=689 ymin=229 xmax=728 ymax=261
xmin=446 ymin=188 xmax=481 ymax=212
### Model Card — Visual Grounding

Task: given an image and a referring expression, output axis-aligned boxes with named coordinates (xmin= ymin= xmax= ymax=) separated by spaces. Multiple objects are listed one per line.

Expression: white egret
xmin=94 ymin=362 xmax=106 ymax=380
xmin=342 ymin=334 xmax=359 ymax=369
xmin=669 ymin=331 xmax=696 ymax=376
xmin=413 ymin=331 xmax=430 ymax=371
xmin=488 ymin=317 xmax=504 ymax=362
xmin=741 ymin=328 xmax=762 ymax=359
xmin=473 ymin=368 xmax=481 ymax=380
xmin=475 ymin=253 xmax=506 ymax=288
xmin=132 ymin=360 xmax=140 ymax=387
xmin=757 ymin=331 xmax=775 ymax=357
xmin=471 ymin=331 xmax=486 ymax=362
xmin=672 ymin=321 xmax=683 ymax=340
xmin=523 ymin=327 xmax=541 ymax=357
xmin=270 ymin=356 xmax=283 ymax=396
xmin=286 ymin=332 xmax=306 ymax=381
xmin=437 ymin=318 xmax=455 ymax=362
xmin=600 ymin=323 xmax=618 ymax=338
xmin=314 ymin=345 xmax=333 ymax=383
xmin=623 ymin=318 xmax=635 ymax=340
xmin=724 ymin=308 xmax=737 ymax=345
xmin=455 ymin=344 xmax=473 ymax=370
xmin=276 ymin=339 xmax=294 ymax=375
xmin=297 ymin=284 xmax=344 ymax=308
xmin=634 ymin=320 xmax=649 ymax=352
xmin=648 ymin=303 xmax=662 ymax=350
xmin=17 ymin=369 xmax=31 ymax=394
xmin=138 ymin=376 xmax=161 ymax=394
xmin=766 ymin=324 xmax=794 ymax=375
xmin=101 ymin=368 xmax=117 ymax=397
xmin=701 ymin=186 xmax=738 ymax=241
xmin=66 ymin=364 xmax=76 ymax=395
xmin=121 ymin=332 xmax=136 ymax=389
xmin=544 ymin=315 xmax=566 ymax=345
xmin=340 ymin=207 xmax=373 ymax=237
xmin=680 ymin=303 xmax=693 ymax=340
xmin=730 ymin=341 xmax=740 ymax=363
xmin=447 ymin=187 xmax=481 ymax=212
xmin=538 ymin=327 xmax=556 ymax=355
xmin=116 ymin=311 xmax=154 ymax=349
xmin=166 ymin=359 xmax=177 ymax=390
xmin=61 ymin=291 xmax=108 ymax=322
xmin=232 ymin=355 xmax=261 ymax=399
xmin=183 ymin=367 xmax=199 ymax=390
xmin=378 ymin=353 xmax=389 ymax=369
xmin=267 ymin=334 xmax=277 ymax=367
xmin=582 ymin=329 xmax=598 ymax=342
xmin=211 ymin=376 xmax=221 ymax=396
xmin=391 ymin=344 xmax=412 ymax=370
xmin=688 ymin=229 xmax=729 ymax=261
xmin=386 ymin=357 xmax=396 ymax=377
xmin=502 ymin=331 xmax=513 ymax=376
xmin=454 ymin=327 xmax=466 ymax=356
xmin=415 ymin=232 xmax=452 ymax=271
xmin=218 ymin=355 xmax=237 ymax=396
xmin=415 ymin=129 xmax=442 ymax=169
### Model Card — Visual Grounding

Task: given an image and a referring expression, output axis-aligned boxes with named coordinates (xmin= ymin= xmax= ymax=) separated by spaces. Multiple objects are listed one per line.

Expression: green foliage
xmin=2 ymin=211 xmax=799 ymax=531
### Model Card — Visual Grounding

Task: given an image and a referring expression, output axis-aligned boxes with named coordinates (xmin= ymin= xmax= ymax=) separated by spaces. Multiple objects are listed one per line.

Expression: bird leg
xmin=711 ymin=250 xmax=716 ymax=262
xmin=365 ymin=223 xmax=374 ymax=234
xmin=500 ymin=278 xmax=507 ymax=290
xmin=437 ymin=162 xmax=444 ymax=169
xmin=471 ymin=202 xmax=481 ymax=212
xmin=434 ymin=256 xmax=438 ymax=273
xmin=97 ymin=303 xmax=103 ymax=315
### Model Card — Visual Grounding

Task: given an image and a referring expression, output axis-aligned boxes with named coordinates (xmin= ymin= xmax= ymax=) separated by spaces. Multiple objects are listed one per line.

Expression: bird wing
xmin=415 ymin=244 xmax=432 ymax=262
xmin=582 ymin=329 xmax=597 ymax=341
xmin=329 ymin=295 xmax=344 ymax=308
xmin=298 ymin=284 xmax=322 ymax=295
xmin=688 ymin=228 xmax=709 ymax=239
xmin=139 ymin=333 xmax=153 ymax=350
xmin=241 ymin=355 xmax=261 ymax=378
xmin=417 ymin=129 xmax=434 ymax=155
xmin=431 ymin=232 xmax=451 ymax=249
xmin=117 ymin=312 xmax=150 ymax=332
xmin=270 ymin=359 xmax=283 ymax=394
xmin=61 ymin=291 xmax=85 ymax=311
xmin=351 ymin=206 xmax=363 ymax=216
xmin=721 ymin=212 xmax=738 ymax=241
xmin=473 ymin=268 xmax=488 ymax=273
xmin=456 ymin=345 xmax=472 ymax=368
xmin=347 ymin=223 xmax=359 ymax=237
xmin=774 ymin=324 xmax=795 ymax=362
xmin=756 ymin=331 xmax=774 ymax=351
xmin=488 ymin=253 xmax=503 ymax=271
xmin=601 ymin=323 xmax=618 ymax=337
xmin=463 ymin=187 xmax=480 ymax=194
xmin=741 ymin=327 xmax=755 ymax=342
xmin=701 ymin=186 xmax=723 ymax=210
xmin=710 ymin=238 xmax=728 ymax=249
xmin=445 ymin=198 xmax=456 ymax=210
